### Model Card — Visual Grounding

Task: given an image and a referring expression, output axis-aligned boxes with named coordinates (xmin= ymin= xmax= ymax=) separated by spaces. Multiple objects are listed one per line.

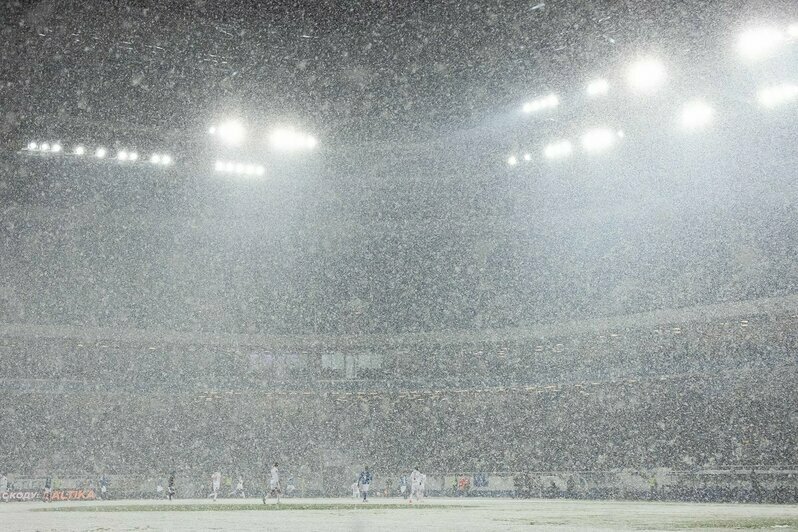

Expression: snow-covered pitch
xmin=2 ymin=497 xmax=798 ymax=531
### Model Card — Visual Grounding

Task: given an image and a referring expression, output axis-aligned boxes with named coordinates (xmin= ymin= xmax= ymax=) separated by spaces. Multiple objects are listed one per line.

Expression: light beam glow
xmin=522 ymin=93 xmax=559 ymax=113
xmin=626 ymin=58 xmax=666 ymax=93
xmin=544 ymin=140 xmax=574 ymax=159
xmin=738 ymin=27 xmax=786 ymax=60
xmin=581 ymin=128 xmax=618 ymax=153
xmin=758 ymin=83 xmax=798 ymax=108
xmin=680 ymin=100 xmax=714 ymax=129
xmin=586 ymin=79 xmax=610 ymax=97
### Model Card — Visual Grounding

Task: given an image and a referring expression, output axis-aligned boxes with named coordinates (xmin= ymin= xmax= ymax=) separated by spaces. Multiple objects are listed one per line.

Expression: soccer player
xmin=235 ymin=475 xmax=245 ymax=498
xmin=43 ymin=477 xmax=52 ymax=502
xmin=209 ymin=471 xmax=221 ymax=501
xmin=358 ymin=467 xmax=372 ymax=502
xmin=167 ymin=472 xmax=176 ymax=501
xmin=409 ymin=467 xmax=422 ymax=503
xmin=263 ymin=463 xmax=281 ymax=504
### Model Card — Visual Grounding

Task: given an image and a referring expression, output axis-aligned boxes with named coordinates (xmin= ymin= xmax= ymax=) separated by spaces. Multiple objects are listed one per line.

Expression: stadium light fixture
xmin=160 ymin=154 xmax=173 ymax=165
xmin=95 ymin=147 xmax=107 ymax=158
xmin=543 ymin=140 xmax=574 ymax=160
xmin=117 ymin=150 xmax=129 ymax=161
xmin=626 ymin=58 xmax=666 ymax=93
xmin=269 ymin=128 xmax=318 ymax=151
xmin=523 ymin=153 xmax=532 ymax=162
xmin=211 ymin=120 xmax=246 ymax=146
xmin=40 ymin=142 xmax=51 ymax=152
xmin=586 ymin=78 xmax=610 ymax=97
xmin=737 ymin=27 xmax=785 ymax=61
xmin=789 ymin=23 xmax=798 ymax=38
xmin=150 ymin=154 xmax=161 ymax=164
xmin=74 ymin=145 xmax=86 ymax=156
xmin=581 ymin=128 xmax=619 ymax=153
xmin=757 ymin=83 xmax=798 ymax=108
xmin=522 ymin=93 xmax=559 ymax=113
xmin=27 ymin=142 xmax=38 ymax=150
xmin=680 ymin=100 xmax=714 ymax=130
xmin=51 ymin=143 xmax=62 ymax=153
xmin=215 ymin=160 xmax=265 ymax=177
xmin=507 ymin=155 xmax=518 ymax=166
xmin=129 ymin=151 xmax=138 ymax=161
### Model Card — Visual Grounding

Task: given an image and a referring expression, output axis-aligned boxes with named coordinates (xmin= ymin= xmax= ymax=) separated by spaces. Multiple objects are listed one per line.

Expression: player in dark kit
xmin=167 ymin=471 xmax=176 ymax=501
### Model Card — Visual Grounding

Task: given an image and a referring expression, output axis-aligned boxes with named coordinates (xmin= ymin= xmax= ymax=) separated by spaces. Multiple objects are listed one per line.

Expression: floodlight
xmin=160 ymin=155 xmax=172 ymax=165
xmin=51 ymin=143 xmax=62 ymax=153
xmin=255 ymin=165 xmax=266 ymax=176
xmin=215 ymin=120 xmax=245 ymax=146
xmin=117 ymin=150 xmax=129 ymax=161
xmin=626 ymin=58 xmax=666 ymax=93
xmin=208 ymin=126 xmax=217 ymax=135
xmin=758 ymin=83 xmax=798 ymax=108
xmin=151 ymin=154 xmax=162 ymax=164
xmin=40 ymin=143 xmax=50 ymax=152
xmin=95 ymin=147 xmax=107 ymax=158
xmin=738 ymin=27 xmax=785 ymax=60
xmin=581 ymin=128 xmax=617 ymax=153
xmin=214 ymin=160 xmax=224 ymax=171
xmin=244 ymin=164 xmax=256 ymax=175
xmin=543 ymin=140 xmax=573 ymax=159
xmin=234 ymin=163 xmax=244 ymax=174
xmin=522 ymin=93 xmax=559 ymax=113
xmin=507 ymin=155 xmax=518 ymax=166
xmin=224 ymin=162 xmax=235 ymax=172
xmin=74 ymin=145 xmax=85 ymax=155
xmin=129 ymin=152 xmax=138 ymax=161
xmin=27 ymin=142 xmax=38 ymax=150
xmin=586 ymin=78 xmax=610 ymax=97
xmin=269 ymin=128 xmax=318 ymax=151
xmin=523 ymin=153 xmax=532 ymax=162
xmin=789 ymin=24 xmax=798 ymax=38
xmin=680 ymin=100 xmax=714 ymax=129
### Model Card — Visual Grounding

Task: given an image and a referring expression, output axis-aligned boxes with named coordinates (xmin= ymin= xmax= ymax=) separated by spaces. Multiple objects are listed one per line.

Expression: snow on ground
xmin=2 ymin=497 xmax=798 ymax=531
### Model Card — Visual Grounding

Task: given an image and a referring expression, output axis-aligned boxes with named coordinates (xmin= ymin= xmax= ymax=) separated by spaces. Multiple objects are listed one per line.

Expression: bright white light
xmin=255 ymin=165 xmax=266 ymax=176
xmin=129 ymin=152 xmax=138 ymax=161
xmin=214 ymin=160 xmax=224 ymax=172
xmin=269 ymin=128 xmax=318 ymax=151
xmin=244 ymin=164 xmax=256 ymax=175
xmin=160 ymin=155 xmax=172 ymax=165
xmin=40 ymin=143 xmax=50 ymax=152
xmin=117 ymin=150 xmax=129 ymax=161
xmin=581 ymin=128 xmax=618 ymax=153
xmin=95 ymin=147 xmax=107 ymax=158
xmin=150 ymin=154 xmax=162 ymax=164
xmin=215 ymin=120 xmax=246 ymax=146
xmin=738 ymin=27 xmax=785 ymax=60
xmin=224 ymin=162 xmax=235 ymax=172
xmin=523 ymin=153 xmax=532 ymax=162
xmin=208 ymin=126 xmax=217 ymax=135
xmin=522 ymin=93 xmax=559 ymax=113
xmin=507 ymin=155 xmax=518 ymax=166
xmin=27 ymin=142 xmax=38 ymax=150
xmin=543 ymin=140 xmax=573 ymax=159
xmin=680 ymin=100 xmax=714 ymax=129
xmin=586 ymin=78 xmax=610 ymax=97
xmin=789 ymin=24 xmax=798 ymax=38
xmin=74 ymin=145 xmax=85 ymax=155
xmin=626 ymin=58 xmax=666 ymax=93
xmin=51 ymin=143 xmax=62 ymax=153
xmin=234 ymin=163 xmax=245 ymax=174
xmin=758 ymin=83 xmax=798 ymax=108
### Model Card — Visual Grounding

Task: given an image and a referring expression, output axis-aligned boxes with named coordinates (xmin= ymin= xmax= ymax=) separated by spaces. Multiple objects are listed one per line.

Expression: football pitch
xmin=3 ymin=497 xmax=798 ymax=531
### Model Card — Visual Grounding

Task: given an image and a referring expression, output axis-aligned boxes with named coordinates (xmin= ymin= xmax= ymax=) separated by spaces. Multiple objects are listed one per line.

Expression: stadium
xmin=1 ymin=1 xmax=798 ymax=530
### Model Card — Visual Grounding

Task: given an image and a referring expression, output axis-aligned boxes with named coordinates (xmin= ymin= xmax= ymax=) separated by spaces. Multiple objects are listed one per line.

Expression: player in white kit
xmin=263 ymin=463 xmax=281 ymax=504
xmin=409 ymin=467 xmax=422 ymax=502
xmin=209 ymin=471 xmax=221 ymax=501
